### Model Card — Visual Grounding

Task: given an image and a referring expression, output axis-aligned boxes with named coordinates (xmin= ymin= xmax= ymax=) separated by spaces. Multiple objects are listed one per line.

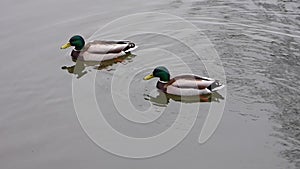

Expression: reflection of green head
xmin=153 ymin=66 xmax=170 ymax=81
xmin=69 ymin=35 xmax=85 ymax=50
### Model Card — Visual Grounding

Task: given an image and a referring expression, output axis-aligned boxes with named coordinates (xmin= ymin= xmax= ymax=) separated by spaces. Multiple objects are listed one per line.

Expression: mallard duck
xmin=143 ymin=66 xmax=225 ymax=96
xmin=60 ymin=35 xmax=137 ymax=62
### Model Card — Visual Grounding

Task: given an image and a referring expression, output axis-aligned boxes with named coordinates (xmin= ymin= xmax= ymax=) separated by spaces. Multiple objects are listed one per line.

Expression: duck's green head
xmin=144 ymin=66 xmax=170 ymax=82
xmin=61 ymin=35 xmax=85 ymax=50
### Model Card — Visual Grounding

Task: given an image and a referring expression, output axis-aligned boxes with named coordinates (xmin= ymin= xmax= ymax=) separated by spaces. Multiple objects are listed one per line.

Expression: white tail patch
xmin=211 ymin=84 xmax=225 ymax=92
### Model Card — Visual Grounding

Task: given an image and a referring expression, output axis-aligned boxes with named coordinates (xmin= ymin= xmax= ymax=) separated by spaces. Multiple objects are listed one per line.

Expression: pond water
xmin=1 ymin=0 xmax=299 ymax=169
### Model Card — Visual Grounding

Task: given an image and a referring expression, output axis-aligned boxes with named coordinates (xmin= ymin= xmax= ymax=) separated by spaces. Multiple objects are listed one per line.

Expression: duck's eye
xmin=69 ymin=40 xmax=74 ymax=45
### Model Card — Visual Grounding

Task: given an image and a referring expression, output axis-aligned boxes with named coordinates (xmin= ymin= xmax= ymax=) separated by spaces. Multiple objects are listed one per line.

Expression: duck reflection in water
xmin=144 ymin=90 xmax=224 ymax=106
xmin=61 ymin=53 xmax=135 ymax=78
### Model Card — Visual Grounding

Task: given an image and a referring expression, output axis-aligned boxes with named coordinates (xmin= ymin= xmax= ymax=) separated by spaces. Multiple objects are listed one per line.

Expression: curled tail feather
xmin=207 ymin=80 xmax=225 ymax=92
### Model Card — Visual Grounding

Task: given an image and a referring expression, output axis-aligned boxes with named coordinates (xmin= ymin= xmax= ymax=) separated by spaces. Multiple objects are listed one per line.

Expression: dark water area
xmin=181 ymin=0 xmax=300 ymax=167
xmin=1 ymin=0 xmax=299 ymax=168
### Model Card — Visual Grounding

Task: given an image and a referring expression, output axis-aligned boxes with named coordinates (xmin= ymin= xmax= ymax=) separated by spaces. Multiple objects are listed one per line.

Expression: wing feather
xmin=85 ymin=41 xmax=130 ymax=54
xmin=170 ymin=75 xmax=215 ymax=89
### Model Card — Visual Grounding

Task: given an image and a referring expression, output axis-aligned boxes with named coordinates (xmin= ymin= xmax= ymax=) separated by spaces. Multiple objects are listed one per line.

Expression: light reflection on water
xmin=61 ymin=53 xmax=135 ymax=79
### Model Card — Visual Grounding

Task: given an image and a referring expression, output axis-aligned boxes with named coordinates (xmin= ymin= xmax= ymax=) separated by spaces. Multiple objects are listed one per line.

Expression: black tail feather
xmin=123 ymin=42 xmax=135 ymax=52
xmin=207 ymin=80 xmax=222 ymax=91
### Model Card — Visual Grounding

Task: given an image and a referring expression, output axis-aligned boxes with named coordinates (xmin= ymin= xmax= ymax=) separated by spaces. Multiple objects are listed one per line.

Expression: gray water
xmin=1 ymin=0 xmax=300 ymax=169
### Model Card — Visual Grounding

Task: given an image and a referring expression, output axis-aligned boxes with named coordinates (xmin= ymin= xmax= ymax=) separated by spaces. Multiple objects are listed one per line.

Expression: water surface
xmin=1 ymin=0 xmax=299 ymax=168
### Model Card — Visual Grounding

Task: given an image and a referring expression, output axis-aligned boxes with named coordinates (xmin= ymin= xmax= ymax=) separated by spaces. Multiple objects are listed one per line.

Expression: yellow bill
xmin=143 ymin=74 xmax=154 ymax=80
xmin=60 ymin=42 xmax=71 ymax=49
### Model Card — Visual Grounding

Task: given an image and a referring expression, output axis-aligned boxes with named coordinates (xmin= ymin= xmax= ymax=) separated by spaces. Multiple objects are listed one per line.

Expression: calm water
xmin=1 ymin=0 xmax=299 ymax=169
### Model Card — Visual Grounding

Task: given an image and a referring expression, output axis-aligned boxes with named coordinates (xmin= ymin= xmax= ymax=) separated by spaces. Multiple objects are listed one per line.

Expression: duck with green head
xmin=61 ymin=35 xmax=137 ymax=62
xmin=144 ymin=66 xmax=224 ymax=96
